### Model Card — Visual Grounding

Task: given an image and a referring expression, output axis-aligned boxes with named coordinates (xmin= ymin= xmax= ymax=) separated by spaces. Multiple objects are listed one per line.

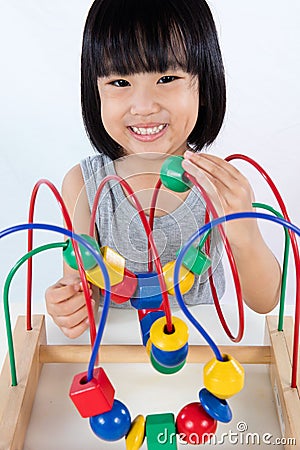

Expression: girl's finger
xmin=189 ymin=153 xmax=243 ymax=178
xmin=55 ymin=302 xmax=93 ymax=330
xmin=183 ymin=151 xmax=241 ymax=190
xmin=49 ymin=292 xmax=94 ymax=317
xmin=61 ymin=318 xmax=90 ymax=339
xmin=45 ymin=283 xmax=81 ymax=305
xmin=182 ymin=158 xmax=225 ymax=215
xmin=182 ymin=154 xmax=253 ymax=214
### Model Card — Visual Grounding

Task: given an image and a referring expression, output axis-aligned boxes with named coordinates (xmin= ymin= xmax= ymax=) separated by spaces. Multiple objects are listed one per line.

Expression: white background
xmin=0 ymin=0 xmax=300 ymax=310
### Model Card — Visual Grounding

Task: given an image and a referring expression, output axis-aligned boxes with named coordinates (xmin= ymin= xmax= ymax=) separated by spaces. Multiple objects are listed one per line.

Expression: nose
xmin=130 ymin=86 xmax=160 ymax=116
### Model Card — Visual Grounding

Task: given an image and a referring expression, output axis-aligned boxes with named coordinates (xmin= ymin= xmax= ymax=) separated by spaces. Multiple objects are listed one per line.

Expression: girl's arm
xmin=182 ymin=151 xmax=281 ymax=313
xmin=45 ymin=164 xmax=100 ymax=338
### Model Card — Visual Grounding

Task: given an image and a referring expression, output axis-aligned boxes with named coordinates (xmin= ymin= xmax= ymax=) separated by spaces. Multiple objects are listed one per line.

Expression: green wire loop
xmin=4 ymin=241 xmax=67 ymax=386
xmin=4 ymin=203 xmax=289 ymax=386
xmin=200 ymin=203 xmax=289 ymax=332
xmin=252 ymin=203 xmax=289 ymax=331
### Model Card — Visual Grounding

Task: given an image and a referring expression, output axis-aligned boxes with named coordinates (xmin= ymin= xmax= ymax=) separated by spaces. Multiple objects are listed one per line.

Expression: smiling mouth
xmin=129 ymin=124 xmax=167 ymax=136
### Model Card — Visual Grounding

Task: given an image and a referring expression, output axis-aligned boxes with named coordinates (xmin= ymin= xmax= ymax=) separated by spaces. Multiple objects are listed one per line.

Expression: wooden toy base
xmin=0 ymin=315 xmax=299 ymax=450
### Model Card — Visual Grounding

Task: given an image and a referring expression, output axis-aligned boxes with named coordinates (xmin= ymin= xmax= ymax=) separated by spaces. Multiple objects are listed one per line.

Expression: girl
xmin=45 ymin=0 xmax=281 ymax=338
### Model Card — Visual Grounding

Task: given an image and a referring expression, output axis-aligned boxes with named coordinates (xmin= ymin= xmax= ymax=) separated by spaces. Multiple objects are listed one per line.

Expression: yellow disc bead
xmin=203 ymin=354 xmax=244 ymax=399
xmin=126 ymin=415 xmax=145 ymax=450
xmin=150 ymin=316 xmax=188 ymax=351
xmin=163 ymin=260 xmax=195 ymax=296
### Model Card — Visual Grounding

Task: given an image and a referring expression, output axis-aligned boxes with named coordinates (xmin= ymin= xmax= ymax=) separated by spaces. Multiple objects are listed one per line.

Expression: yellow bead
xmin=146 ymin=339 xmax=152 ymax=356
xmin=126 ymin=415 xmax=145 ymax=450
xmin=86 ymin=246 xmax=125 ymax=289
xmin=203 ymin=354 xmax=244 ymax=399
xmin=163 ymin=260 xmax=195 ymax=296
xmin=102 ymin=246 xmax=125 ymax=272
xmin=150 ymin=316 xmax=189 ymax=351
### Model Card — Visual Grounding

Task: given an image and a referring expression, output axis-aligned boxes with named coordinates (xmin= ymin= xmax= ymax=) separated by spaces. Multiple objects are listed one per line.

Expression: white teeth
xmin=131 ymin=124 xmax=165 ymax=135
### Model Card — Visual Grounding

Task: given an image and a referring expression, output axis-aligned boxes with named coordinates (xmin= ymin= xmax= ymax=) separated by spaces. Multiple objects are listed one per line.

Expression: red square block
xmin=69 ymin=367 xmax=115 ymax=418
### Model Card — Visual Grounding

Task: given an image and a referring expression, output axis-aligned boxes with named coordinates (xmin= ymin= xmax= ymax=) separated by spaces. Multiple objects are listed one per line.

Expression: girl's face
xmin=97 ymin=70 xmax=199 ymax=158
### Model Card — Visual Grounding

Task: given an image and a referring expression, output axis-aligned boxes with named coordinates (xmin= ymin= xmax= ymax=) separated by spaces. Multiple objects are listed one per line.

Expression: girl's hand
xmin=45 ymin=275 xmax=95 ymax=339
xmin=182 ymin=150 xmax=257 ymax=248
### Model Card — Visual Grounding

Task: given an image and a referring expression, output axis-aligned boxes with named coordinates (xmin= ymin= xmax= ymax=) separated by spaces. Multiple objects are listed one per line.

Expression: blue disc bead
xmin=151 ymin=343 xmax=189 ymax=368
xmin=199 ymin=388 xmax=232 ymax=423
xmin=89 ymin=399 xmax=131 ymax=441
xmin=150 ymin=351 xmax=186 ymax=374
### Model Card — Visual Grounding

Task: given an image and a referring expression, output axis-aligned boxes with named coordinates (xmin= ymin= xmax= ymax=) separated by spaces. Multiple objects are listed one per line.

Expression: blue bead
xmin=150 ymin=351 xmax=186 ymax=375
xmin=89 ymin=399 xmax=131 ymax=441
xmin=199 ymin=388 xmax=232 ymax=423
xmin=130 ymin=272 xmax=163 ymax=309
xmin=151 ymin=343 xmax=189 ymax=367
xmin=140 ymin=311 xmax=165 ymax=346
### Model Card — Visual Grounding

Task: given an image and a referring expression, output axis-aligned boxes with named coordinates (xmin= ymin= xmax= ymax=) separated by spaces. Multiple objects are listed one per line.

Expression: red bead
xmin=101 ymin=268 xmax=137 ymax=304
xmin=69 ymin=367 xmax=115 ymax=418
xmin=176 ymin=402 xmax=217 ymax=445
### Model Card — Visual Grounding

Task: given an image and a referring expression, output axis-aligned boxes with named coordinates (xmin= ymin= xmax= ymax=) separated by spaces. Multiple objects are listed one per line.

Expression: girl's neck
xmin=114 ymin=147 xmax=189 ymax=183
xmin=114 ymin=154 xmax=166 ymax=201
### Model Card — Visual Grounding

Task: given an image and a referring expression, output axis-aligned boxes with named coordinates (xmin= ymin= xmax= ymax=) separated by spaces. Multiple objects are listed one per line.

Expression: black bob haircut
xmin=81 ymin=0 xmax=226 ymax=160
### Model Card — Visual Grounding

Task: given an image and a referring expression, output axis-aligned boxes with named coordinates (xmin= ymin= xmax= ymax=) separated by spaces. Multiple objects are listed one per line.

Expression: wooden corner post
xmin=266 ymin=316 xmax=300 ymax=450
xmin=0 ymin=315 xmax=46 ymax=450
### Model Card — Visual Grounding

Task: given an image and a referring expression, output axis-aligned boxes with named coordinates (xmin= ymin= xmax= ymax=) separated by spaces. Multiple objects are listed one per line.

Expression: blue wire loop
xmin=1 ymin=211 xmax=300 ymax=377
xmin=174 ymin=211 xmax=300 ymax=361
xmin=0 ymin=223 xmax=111 ymax=382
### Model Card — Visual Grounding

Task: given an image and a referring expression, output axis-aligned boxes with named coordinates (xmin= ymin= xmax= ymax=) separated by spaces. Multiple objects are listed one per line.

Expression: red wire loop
xmin=183 ymin=172 xmax=245 ymax=343
xmin=148 ymin=178 xmax=163 ymax=272
xmin=225 ymin=154 xmax=300 ymax=388
xmin=89 ymin=174 xmax=173 ymax=332
xmin=31 ymin=155 xmax=297 ymax=387
xmin=27 ymin=179 xmax=96 ymax=345
xmin=148 ymin=174 xmax=245 ymax=342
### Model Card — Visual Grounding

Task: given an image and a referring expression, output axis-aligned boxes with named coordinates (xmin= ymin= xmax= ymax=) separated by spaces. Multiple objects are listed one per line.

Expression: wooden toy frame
xmin=0 ymin=314 xmax=299 ymax=450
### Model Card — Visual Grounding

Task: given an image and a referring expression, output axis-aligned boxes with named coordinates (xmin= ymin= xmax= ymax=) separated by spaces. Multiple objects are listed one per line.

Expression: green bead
xmin=160 ymin=156 xmax=192 ymax=192
xmin=176 ymin=246 xmax=211 ymax=275
xmin=146 ymin=413 xmax=177 ymax=449
xmin=63 ymin=234 xmax=100 ymax=270
xmin=150 ymin=352 xmax=186 ymax=375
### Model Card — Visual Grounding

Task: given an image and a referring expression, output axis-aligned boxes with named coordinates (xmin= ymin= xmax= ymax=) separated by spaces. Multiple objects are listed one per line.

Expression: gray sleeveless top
xmin=80 ymin=153 xmax=225 ymax=308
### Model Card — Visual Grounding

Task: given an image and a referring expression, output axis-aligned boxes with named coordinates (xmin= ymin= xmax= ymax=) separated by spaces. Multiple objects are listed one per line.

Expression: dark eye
xmin=110 ymin=79 xmax=130 ymax=87
xmin=158 ymin=75 xmax=178 ymax=84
